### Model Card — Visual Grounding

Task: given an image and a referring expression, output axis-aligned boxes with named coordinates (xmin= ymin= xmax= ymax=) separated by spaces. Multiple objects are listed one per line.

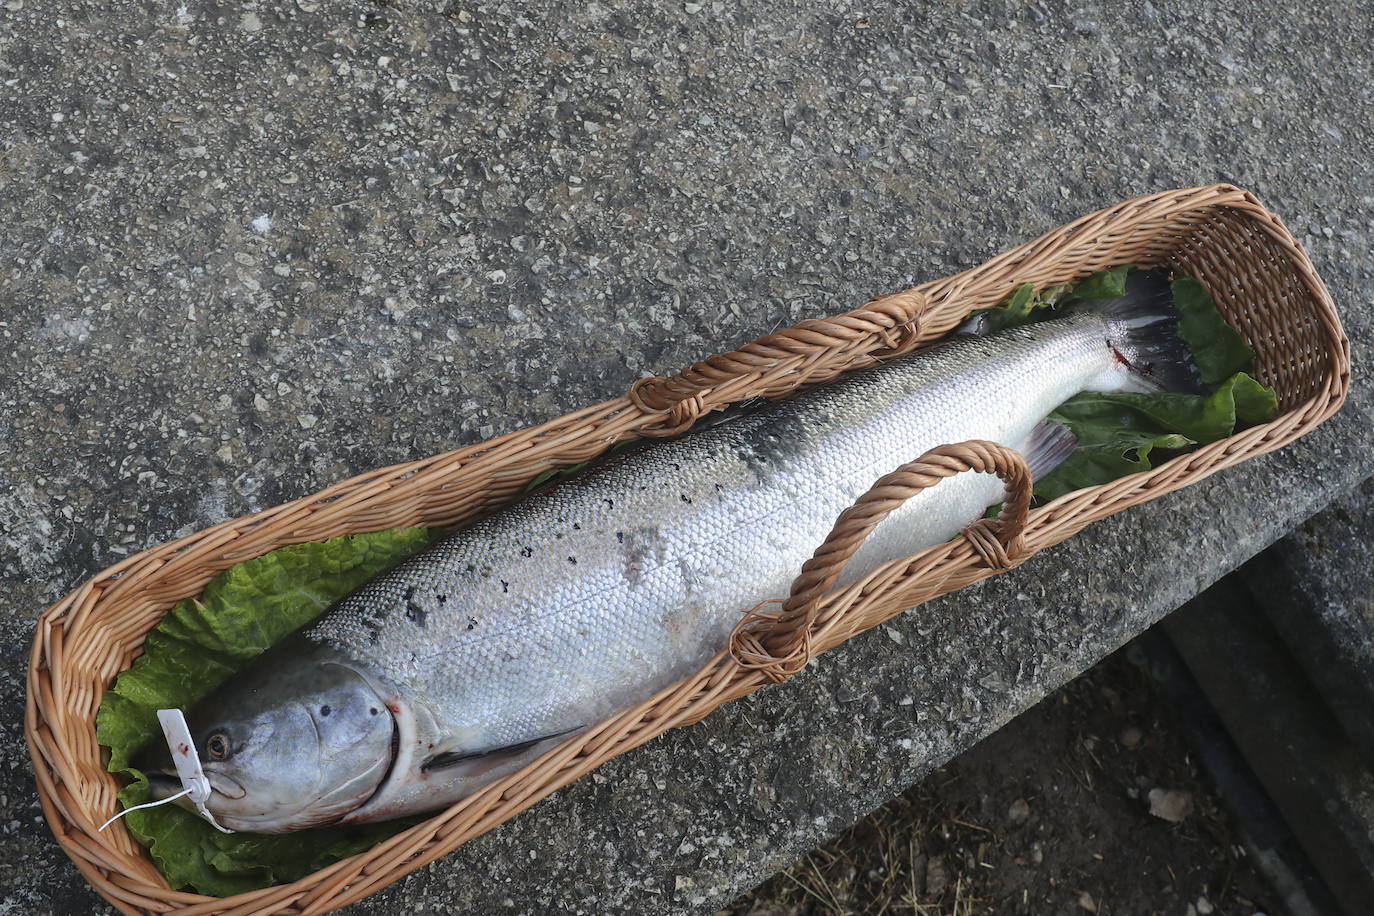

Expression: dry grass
xmin=721 ymin=780 xmax=1000 ymax=916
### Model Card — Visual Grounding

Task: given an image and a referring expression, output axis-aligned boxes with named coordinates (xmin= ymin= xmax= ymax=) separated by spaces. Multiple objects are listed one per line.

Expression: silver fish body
xmin=318 ymin=309 xmax=1131 ymax=825
xmin=152 ymin=283 xmax=1194 ymax=832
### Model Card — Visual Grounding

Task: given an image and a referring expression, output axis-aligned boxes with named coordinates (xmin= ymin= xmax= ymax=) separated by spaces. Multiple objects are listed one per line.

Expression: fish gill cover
xmin=96 ymin=268 xmax=1274 ymax=895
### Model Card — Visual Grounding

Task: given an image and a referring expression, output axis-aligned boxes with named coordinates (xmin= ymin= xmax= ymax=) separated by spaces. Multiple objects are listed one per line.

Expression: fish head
xmin=139 ymin=640 xmax=396 ymax=833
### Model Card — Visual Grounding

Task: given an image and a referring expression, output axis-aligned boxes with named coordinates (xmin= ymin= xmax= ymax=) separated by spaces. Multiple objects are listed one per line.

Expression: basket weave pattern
xmin=26 ymin=185 xmax=1348 ymax=915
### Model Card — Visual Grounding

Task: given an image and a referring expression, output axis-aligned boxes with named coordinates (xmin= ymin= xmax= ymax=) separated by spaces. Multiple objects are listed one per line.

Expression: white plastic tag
xmin=157 ymin=708 xmax=234 ymax=833
xmin=98 ymin=708 xmax=234 ymax=834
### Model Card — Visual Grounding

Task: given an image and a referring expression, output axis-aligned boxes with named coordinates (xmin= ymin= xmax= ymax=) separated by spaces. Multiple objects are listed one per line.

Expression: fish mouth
xmin=143 ymin=766 xmax=245 ymax=802
xmin=205 ymin=770 xmax=246 ymax=799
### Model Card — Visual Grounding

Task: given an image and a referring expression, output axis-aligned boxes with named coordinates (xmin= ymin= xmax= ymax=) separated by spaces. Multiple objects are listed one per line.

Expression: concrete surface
xmin=2 ymin=0 xmax=1372 ymax=912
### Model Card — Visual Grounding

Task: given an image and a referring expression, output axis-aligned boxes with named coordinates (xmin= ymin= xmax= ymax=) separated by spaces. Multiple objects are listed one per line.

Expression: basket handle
xmin=628 ymin=289 xmax=928 ymax=436
xmin=729 ymin=439 xmax=1032 ymax=683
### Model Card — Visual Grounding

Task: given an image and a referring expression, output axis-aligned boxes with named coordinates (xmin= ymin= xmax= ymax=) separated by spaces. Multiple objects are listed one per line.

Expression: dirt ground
xmin=720 ymin=646 xmax=1276 ymax=916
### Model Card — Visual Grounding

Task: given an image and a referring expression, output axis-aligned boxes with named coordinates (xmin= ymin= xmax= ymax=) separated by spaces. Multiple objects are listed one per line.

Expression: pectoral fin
xmin=421 ymin=728 xmax=582 ymax=775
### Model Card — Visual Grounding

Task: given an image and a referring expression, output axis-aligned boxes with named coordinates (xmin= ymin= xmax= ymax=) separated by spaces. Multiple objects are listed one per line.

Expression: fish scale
xmin=304 ymin=314 xmax=1111 ymax=756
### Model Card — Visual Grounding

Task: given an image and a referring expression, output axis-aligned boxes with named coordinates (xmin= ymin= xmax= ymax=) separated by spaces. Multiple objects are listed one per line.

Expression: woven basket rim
xmin=26 ymin=183 xmax=1349 ymax=916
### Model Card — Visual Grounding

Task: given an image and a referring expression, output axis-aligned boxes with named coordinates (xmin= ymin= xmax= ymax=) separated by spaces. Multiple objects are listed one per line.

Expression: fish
xmin=140 ymin=270 xmax=1200 ymax=833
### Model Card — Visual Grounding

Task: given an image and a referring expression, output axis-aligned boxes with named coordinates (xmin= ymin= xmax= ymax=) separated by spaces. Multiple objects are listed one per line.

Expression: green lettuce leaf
xmin=966 ymin=279 xmax=1070 ymax=335
xmin=1036 ymin=373 xmax=1277 ymax=501
xmin=972 ymin=282 xmax=1039 ymax=335
xmin=1064 ymin=263 xmax=1133 ymax=300
xmin=964 ymin=264 xmax=1132 ymax=335
xmin=1172 ymin=276 xmax=1256 ymax=388
xmin=1054 ymin=372 xmax=1278 ymax=446
xmin=96 ymin=527 xmax=444 ymax=897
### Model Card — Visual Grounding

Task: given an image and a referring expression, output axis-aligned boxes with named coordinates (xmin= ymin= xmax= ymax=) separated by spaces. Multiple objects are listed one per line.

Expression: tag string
xmin=99 ymin=785 xmax=235 ymax=834
xmin=99 ymin=787 xmax=192 ymax=832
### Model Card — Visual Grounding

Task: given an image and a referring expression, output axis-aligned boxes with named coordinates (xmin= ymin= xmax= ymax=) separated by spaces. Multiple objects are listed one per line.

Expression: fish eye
xmin=205 ymin=732 xmax=231 ymax=761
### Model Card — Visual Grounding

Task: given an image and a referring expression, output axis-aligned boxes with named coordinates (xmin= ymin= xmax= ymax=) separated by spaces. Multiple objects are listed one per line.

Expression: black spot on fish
xmin=436 ymin=594 xmax=447 ymax=604
xmin=361 ymin=615 xmax=383 ymax=645
xmin=370 ymin=707 xmax=379 ymax=716
xmin=320 ymin=705 xmax=331 ymax=717
xmin=554 ymin=531 xmax=564 ymax=540
xmin=520 ymin=546 xmax=533 ymax=558
xmin=465 ymin=562 xmax=476 ymax=573
xmin=605 ymin=498 xmax=614 ymax=509
xmin=467 ymin=616 xmax=478 ymax=631
xmin=680 ymin=493 xmax=692 ymax=504
xmin=572 ymin=522 xmax=581 ymax=530
xmin=616 ymin=531 xmax=624 ymax=543
xmin=405 ymin=588 xmax=427 ymax=627
xmin=568 ymin=555 xmax=577 ymax=565
xmin=501 ymin=579 xmax=509 ymax=593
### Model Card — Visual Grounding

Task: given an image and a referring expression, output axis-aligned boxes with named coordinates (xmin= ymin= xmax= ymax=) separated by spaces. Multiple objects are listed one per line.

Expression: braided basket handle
xmin=628 ymin=290 xmax=928 ymax=436
xmin=729 ymin=440 xmax=1032 ymax=683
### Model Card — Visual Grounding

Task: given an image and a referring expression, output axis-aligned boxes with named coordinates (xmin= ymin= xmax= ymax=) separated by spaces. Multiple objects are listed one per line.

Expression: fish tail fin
xmin=1084 ymin=268 xmax=1204 ymax=395
xmin=1021 ymin=418 xmax=1078 ymax=481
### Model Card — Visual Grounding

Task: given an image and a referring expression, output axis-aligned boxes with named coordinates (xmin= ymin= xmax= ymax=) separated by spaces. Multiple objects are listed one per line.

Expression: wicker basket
xmin=26 ymin=184 xmax=1348 ymax=915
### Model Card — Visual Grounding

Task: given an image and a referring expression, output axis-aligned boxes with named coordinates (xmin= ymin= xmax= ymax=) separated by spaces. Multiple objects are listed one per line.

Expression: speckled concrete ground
xmin=2 ymin=0 xmax=1371 ymax=913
